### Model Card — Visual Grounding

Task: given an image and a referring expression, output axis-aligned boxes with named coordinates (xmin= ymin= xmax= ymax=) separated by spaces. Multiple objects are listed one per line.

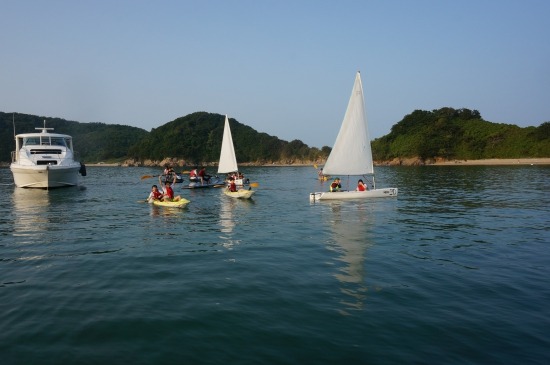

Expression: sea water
xmin=0 ymin=165 xmax=549 ymax=364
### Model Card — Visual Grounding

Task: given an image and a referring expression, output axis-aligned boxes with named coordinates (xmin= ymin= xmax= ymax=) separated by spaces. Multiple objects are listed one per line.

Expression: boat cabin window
xmin=23 ymin=137 xmax=40 ymax=146
xmin=51 ymin=137 xmax=67 ymax=147
xmin=64 ymin=137 xmax=73 ymax=150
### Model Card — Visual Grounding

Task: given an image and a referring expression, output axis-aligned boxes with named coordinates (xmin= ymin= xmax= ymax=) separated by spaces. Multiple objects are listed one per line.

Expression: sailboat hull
xmin=224 ymin=189 xmax=255 ymax=199
xmin=310 ymin=188 xmax=398 ymax=201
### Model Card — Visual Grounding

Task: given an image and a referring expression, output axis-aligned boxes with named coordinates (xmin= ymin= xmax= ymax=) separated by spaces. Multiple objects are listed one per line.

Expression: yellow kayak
xmin=152 ymin=198 xmax=190 ymax=208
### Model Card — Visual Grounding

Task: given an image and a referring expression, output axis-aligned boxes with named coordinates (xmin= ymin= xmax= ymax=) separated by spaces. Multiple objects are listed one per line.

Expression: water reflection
xmin=324 ymin=201 xmax=373 ymax=314
xmin=219 ymin=196 xmax=235 ymax=235
xmin=218 ymin=194 xmax=255 ymax=249
xmin=11 ymin=188 xmax=52 ymax=241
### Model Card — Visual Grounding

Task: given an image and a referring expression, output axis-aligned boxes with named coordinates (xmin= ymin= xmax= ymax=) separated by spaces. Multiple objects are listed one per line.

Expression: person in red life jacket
xmin=158 ymin=178 xmax=182 ymax=202
xmin=147 ymin=185 xmax=164 ymax=203
xmin=198 ymin=166 xmax=211 ymax=185
xmin=228 ymin=177 xmax=237 ymax=192
xmin=356 ymin=179 xmax=368 ymax=191
xmin=189 ymin=167 xmax=198 ymax=182
xmin=330 ymin=177 xmax=342 ymax=192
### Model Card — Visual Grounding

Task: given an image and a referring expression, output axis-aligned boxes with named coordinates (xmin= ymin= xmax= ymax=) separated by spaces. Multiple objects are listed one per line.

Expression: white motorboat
xmin=10 ymin=121 xmax=86 ymax=189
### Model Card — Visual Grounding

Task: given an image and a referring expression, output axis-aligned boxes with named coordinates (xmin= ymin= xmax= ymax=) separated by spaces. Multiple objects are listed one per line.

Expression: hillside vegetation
xmin=1 ymin=108 xmax=548 ymax=165
xmin=1 ymin=112 xmax=148 ymax=163
xmin=372 ymin=108 xmax=549 ymax=162
xmin=127 ymin=112 xmax=327 ymax=165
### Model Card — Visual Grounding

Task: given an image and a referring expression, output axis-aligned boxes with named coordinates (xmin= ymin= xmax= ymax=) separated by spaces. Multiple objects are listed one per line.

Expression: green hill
xmin=0 ymin=112 xmax=148 ymax=163
xmin=2 ymin=108 xmax=548 ymax=165
xmin=127 ymin=112 xmax=325 ymax=165
xmin=372 ymin=108 xmax=549 ymax=162
xmin=0 ymin=111 xmax=328 ymax=164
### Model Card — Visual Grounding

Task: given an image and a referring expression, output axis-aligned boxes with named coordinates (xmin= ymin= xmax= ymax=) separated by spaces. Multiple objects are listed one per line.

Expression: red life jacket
xmin=165 ymin=186 xmax=174 ymax=199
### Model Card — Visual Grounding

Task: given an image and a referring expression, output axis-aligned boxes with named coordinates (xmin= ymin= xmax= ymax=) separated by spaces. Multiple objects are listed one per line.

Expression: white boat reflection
xmin=324 ymin=201 xmax=374 ymax=314
xmin=11 ymin=188 xmax=51 ymax=241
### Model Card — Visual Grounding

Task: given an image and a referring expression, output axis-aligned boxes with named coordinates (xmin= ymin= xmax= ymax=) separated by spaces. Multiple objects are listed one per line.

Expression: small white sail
xmin=322 ymin=71 xmax=374 ymax=176
xmin=217 ymin=115 xmax=239 ymax=174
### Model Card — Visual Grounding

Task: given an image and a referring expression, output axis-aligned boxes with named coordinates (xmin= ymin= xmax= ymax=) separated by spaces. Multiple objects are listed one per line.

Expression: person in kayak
xmin=198 ymin=166 xmax=211 ymax=185
xmin=147 ymin=185 xmax=164 ymax=203
xmin=159 ymin=177 xmax=182 ymax=202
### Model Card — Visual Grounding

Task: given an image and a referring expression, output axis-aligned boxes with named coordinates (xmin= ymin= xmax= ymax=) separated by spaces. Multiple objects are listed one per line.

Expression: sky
xmin=1 ymin=0 xmax=549 ymax=148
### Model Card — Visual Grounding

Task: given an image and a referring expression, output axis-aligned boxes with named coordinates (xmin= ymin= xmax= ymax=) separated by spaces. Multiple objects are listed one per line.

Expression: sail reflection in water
xmin=323 ymin=201 xmax=374 ymax=314
xmin=218 ymin=194 xmax=256 ymax=250
xmin=219 ymin=194 xmax=236 ymax=248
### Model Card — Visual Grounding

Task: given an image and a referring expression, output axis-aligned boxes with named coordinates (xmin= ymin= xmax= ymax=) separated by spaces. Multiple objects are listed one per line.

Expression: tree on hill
xmin=371 ymin=107 xmax=549 ymax=161
xmin=127 ymin=112 xmax=327 ymax=165
xmin=0 ymin=112 xmax=148 ymax=163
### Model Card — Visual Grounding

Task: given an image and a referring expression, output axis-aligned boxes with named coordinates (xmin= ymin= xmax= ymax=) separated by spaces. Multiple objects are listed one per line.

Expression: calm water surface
xmin=0 ymin=165 xmax=549 ymax=364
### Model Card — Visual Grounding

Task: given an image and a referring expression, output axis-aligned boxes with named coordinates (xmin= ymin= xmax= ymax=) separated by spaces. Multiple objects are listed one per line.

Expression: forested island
xmin=1 ymin=108 xmax=548 ymax=166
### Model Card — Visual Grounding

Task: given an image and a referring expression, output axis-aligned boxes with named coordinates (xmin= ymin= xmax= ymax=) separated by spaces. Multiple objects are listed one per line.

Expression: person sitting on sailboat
xmin=228 ymin=177 xmax=237 ymax=192
xmin=356 ymin=179 xmax=368 ymax=191
xmin=330 ymin=178 xmax=342 ymax=192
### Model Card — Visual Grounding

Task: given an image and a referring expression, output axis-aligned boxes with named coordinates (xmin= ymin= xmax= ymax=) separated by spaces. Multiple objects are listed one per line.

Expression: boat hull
xmin=184 ymin=182 xmax=225 ymax=189
xmin=309 ymin=188 xmax=398 ymax=201
xmin=224 ymin=189 xmax=255 ymax=199
xmin=10 ymin=164 xmax=81 ymax=189
xmin=161 ymin=175 xmax=184 ymax=184
xmin=152 ymin=198 xmax=190 ymax=208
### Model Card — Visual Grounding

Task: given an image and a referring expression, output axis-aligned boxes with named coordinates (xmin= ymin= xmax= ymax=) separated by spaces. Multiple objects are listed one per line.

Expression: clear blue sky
xmin=2 ymin=0 xmax=549 ymax=148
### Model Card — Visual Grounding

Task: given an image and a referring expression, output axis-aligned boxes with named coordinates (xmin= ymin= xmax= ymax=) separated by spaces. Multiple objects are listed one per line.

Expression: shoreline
xmin=78 ymin=158 xmax=550 ymax=167
xmin=429 ymin=158 xmax=550 ymax=166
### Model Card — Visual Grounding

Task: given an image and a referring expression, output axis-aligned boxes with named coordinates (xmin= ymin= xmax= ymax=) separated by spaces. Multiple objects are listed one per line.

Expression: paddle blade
xmin=141 ymin=175 xmax=155 ymax=180
xmin=250 ymin=182 xmax=259 ymax=188
xmin=314 ymin=164 xmax=318 ymax=169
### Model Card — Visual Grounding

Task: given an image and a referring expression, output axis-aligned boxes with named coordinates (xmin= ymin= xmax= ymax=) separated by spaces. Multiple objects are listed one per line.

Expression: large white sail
xmin=322 ymin=72 xmax=374 ymax=176
xmin=217 ymin=115 xmax=239 ymax=174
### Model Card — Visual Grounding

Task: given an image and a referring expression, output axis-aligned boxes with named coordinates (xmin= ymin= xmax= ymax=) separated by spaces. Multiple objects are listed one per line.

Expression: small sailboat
xmin=218 ymin=115 xmax=255 ymax=199
xmin=310 ymin=72 xmax=398 ymax=201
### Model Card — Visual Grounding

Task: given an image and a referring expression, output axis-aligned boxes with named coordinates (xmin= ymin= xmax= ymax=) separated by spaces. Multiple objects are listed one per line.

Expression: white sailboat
xmin=218 ymin=115 xmax=255 ymax=199
xmin=310 ymin=72 xmax=398 ymax=201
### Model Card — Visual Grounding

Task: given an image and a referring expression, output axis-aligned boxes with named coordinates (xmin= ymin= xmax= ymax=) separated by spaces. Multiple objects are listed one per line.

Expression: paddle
xmin=141 ymin=171 xmax=190 ymax=180
xmin=250 ymin=182 xmax=259 ymax=188
xmin=140 ymin=174 xmax=159 ymax=180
